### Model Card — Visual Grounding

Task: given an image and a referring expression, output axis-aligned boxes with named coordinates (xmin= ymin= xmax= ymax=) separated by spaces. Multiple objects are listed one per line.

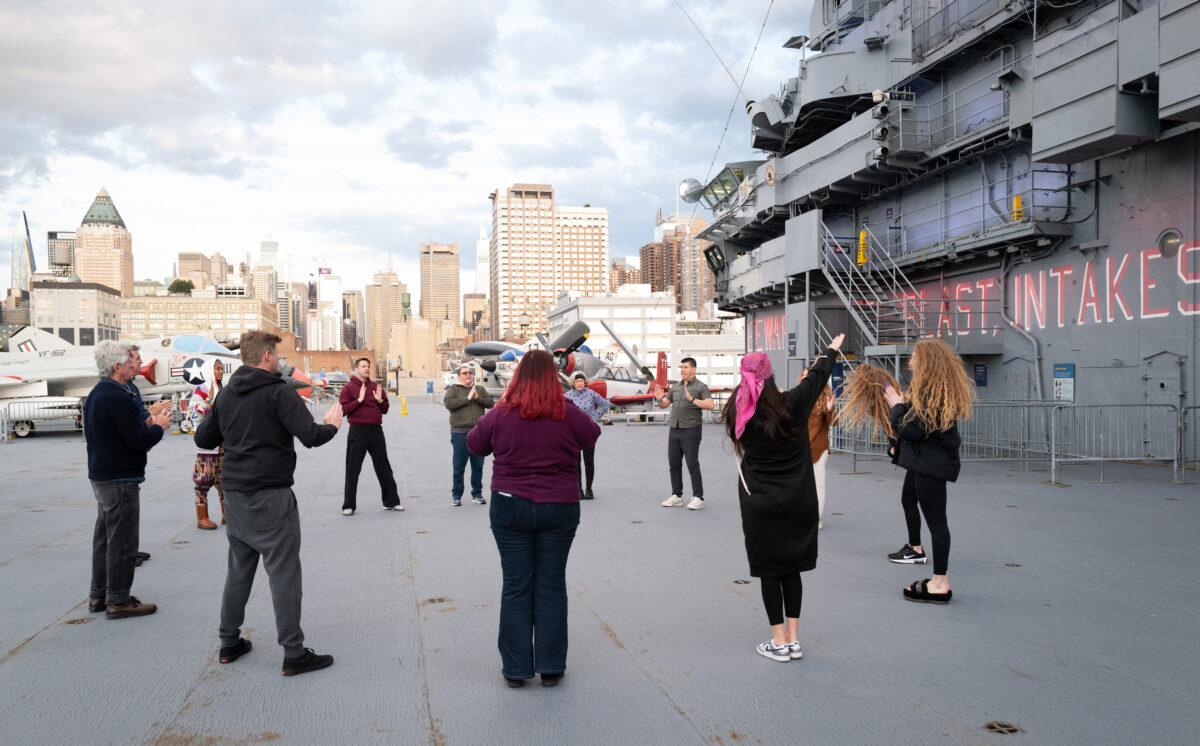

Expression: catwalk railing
xmin=828 ymin=401 xmax=1189 ymax=484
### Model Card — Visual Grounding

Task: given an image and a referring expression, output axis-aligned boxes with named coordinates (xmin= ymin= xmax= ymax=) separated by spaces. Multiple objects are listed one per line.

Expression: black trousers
xmin=577 ymin=446 xmax=595 ymax=491
xmin=760 ymin=573 xmax=803 ymax=626
xmin=343 ymin=425 xmax=400 ymax=510
xmin=667 ymin=425 xmax=703 ymax=498
xmin=901 ymin=470 xmax=951 ymax=575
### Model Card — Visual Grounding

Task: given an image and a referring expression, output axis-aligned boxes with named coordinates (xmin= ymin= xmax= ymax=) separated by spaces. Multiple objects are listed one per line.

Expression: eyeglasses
xmin=458 ymin=371 xmax=474 ymax=376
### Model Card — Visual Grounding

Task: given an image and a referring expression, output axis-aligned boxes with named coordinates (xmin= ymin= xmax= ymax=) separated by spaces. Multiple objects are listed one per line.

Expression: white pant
xmin=813 ymin=451 xmax=828 ymax=519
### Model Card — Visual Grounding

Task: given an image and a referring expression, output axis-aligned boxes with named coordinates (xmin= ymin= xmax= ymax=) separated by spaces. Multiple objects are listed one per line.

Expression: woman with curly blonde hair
xmin=882 ymin=338 xmax=974 ymax=604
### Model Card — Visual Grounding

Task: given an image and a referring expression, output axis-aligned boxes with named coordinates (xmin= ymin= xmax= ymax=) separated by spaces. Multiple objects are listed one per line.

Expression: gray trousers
xmin=219 ymin=487 xmax=305 ymax=658
xmin=89 ymin=481 xmax=140 ymax=605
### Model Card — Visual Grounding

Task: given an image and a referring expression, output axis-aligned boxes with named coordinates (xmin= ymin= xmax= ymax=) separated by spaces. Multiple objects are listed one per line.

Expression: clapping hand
xmin=357 ymin=381 xmax=367 ymax=402
xmin=467 ymin=385 xmax=478 ymax=400
xmin=324 ymin=402 xmax=344 ymax=428
xmin=373 ymin=384 xmax=383 ymax=403
xmin=883 ymin=384 xmax=904 ymax=408
xmin=150 ymin=408 xmax=172 ymax=430
xmin=829 ymin=333 xmax=846 ymax=351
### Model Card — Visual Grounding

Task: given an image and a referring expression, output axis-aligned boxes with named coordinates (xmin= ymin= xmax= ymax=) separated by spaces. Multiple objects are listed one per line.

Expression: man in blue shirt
xmin=84 ymin=341 xmax=172 ymax=619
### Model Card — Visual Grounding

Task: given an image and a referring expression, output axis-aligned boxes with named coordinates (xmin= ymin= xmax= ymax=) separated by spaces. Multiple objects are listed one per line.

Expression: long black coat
xmin=735 ymin=351 xmax=835 ymax=577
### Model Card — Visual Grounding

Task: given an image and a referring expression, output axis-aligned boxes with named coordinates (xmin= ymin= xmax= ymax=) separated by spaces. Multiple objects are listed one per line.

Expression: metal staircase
xmin=817 ymin=221 xmax=923 ymax=355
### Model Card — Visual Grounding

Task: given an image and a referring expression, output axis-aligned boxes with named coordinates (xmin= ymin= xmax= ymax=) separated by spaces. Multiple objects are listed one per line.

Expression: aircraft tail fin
xmin=8 ymin=326 xmax=74 ymax=353
xmin=655 ymin=352 xmax=668 ymax=389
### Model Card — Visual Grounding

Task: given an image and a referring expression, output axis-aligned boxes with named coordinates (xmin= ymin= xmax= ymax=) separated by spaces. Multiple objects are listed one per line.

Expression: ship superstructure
xmin=694 ymin=0 xmax=1198 ymax=424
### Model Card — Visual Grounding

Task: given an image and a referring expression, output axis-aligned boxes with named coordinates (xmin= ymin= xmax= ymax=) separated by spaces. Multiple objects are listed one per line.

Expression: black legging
xmin=901 ymin=470 xmax=951 ymax=575
xmin=577 ymin=446 xmax=595 ymax=491
xmin=759 ymin=573 xmax=803 ymax=626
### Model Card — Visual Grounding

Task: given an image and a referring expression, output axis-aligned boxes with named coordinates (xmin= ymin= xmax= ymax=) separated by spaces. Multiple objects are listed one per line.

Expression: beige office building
xmin=365 ymin=268 xmax=407 ymax=368
xmin=74 ymin=188 xmax=134 ymax=297
xmin=177 ymin=252 xmax=212 ymax=288
xmin=390 ymin=317 xmax=439 ymax=377
xmin=31 ymin=281 xmax=122 ymax=345
xmin=489 ymin=184 xmax=608 ymax=336
xmin=419 ymin=240 xmax=460 ymax=324
xmin=463 ymin=292 xmax=486 ymax=334
xmin=120 ymin=296 xmax=279 ymax=342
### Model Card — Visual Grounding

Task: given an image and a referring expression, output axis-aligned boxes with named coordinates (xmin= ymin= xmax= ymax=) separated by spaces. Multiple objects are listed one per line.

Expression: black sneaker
xmin=219 ymin=638 xmax=252 ymax=664
xmin=888 ymin=544 xmax=927 ymax=564
xmin=540 ymin=672 xmax=563 ymax=687
xmin=281 ymin=648 xmax=334 ymax=677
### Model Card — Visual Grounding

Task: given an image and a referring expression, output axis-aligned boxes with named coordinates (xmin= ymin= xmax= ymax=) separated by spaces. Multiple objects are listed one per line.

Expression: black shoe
xmin=887 ymin=544 xmax=927 ymax=564
xmin=583 ymin=488 xmax=594 ymax=500
xmin=136 ymin=551 xmax=150 ymax=561
xmin=134 ymin=558 xmax=144 ymax=567
xmin=541 ymin=672 xmax=564 ymax=687
xmin=282 ymin=648 xmax=334 ymax=677
xmin=219 ymin=638 xmax=253 ymax=664
xmin=105 ymin=597 xmax=157 ymax=619
xmin=87 ymin=597 xmax=106 ymax=613
xmin=504 ymin=675 xmax=525 ymax=688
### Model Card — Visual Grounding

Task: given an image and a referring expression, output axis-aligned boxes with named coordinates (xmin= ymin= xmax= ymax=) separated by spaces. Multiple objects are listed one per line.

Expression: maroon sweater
xmin=339 ymin=377 xmax=389 ymax=426
xmin=467 ymin=404 xmax=600 ymax=503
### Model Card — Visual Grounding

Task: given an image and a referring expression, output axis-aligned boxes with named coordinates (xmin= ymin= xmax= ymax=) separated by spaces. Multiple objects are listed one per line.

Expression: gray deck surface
xmin=1 ymin=397 xmax=1197 ymax=745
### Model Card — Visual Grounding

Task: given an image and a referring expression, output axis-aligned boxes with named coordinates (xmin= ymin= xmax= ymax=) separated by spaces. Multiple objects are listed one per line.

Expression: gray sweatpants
xmin=219 ymin=487 xmax=305 ymax=658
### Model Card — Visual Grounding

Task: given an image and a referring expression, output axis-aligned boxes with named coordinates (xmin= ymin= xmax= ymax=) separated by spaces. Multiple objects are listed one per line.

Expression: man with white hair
xmin=84 ymin=340 xmax=173 ymax=619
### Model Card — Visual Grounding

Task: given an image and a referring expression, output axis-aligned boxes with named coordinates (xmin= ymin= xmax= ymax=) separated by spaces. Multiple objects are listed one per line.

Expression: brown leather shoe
xmin=106 ymin=597 xmax=157 ymax=619
xmin=88 ymin=597 xmax=106 ymax=613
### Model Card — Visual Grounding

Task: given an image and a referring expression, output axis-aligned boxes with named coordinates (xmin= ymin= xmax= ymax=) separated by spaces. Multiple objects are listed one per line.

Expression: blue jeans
xmin=89 ymin=481 xmax=141 ymax=606
xmin=451 ymin=431 xmax=484 ymax=500
xmin=489 ymin=491 xmax=580 ymax=679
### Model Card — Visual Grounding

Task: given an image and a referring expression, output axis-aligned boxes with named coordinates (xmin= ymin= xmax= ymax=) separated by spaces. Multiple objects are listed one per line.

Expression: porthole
xmin=1157 ymin=228 xmax=1182 ymax=258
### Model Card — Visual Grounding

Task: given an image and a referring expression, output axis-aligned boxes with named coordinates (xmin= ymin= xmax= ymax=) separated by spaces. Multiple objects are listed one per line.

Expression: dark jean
xmin=489 ymin=491 xmax=580 ymax=679
xmin=220 ymin=487 xmax=306 ymax=657
xmin=668 ymin=425 xmax=704 ymax=498
xmin=90 ymin=481 xmax=141 ymax=606
xmin=451 ymin=430 xmax=484 ymax=500
xmin=343 ymin=425 xmax=400 ymax=510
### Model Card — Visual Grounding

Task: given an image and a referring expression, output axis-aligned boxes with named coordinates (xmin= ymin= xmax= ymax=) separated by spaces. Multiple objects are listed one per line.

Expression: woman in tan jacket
xmin=806 ymin=377 xmax=837 ymax=529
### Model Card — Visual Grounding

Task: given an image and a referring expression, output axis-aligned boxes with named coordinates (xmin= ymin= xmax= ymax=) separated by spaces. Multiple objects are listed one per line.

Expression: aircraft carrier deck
xmin=1 ymin=395 xmax=1196 ymax=745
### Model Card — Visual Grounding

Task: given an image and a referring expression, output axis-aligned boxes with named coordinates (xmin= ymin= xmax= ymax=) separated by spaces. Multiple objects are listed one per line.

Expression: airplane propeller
xmin=599 ymin=319 xmax=654 ymax=380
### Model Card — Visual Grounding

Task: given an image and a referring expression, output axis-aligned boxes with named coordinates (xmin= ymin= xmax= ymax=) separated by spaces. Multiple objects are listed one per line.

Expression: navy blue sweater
xmin=84 ymin=377 xmax=165 ymax=481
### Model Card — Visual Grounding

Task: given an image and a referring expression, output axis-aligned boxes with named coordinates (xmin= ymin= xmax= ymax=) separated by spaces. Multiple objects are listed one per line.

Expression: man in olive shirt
xmin=654 ymin=356 xmax=714 ymax=510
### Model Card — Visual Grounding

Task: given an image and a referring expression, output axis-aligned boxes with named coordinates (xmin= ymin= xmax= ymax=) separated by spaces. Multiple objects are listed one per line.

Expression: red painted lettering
xmin=955 ymin=282 xmax=973 ymax=336
xmin=1179 ymin=241 xmax=1200 ymax=315
xmin=975 ymin=278 xmax=997 ymax=334
xmin=1023 ymin=271 xmax=1046 ymax=330
xmin=1105 ymin=254 xmax=1133 ymax=322
xmin=1078 ymin=260 xmax=1101 ymax=324
xmin=1140 ymin=248 xmax=1169 ymax=319
xmin=1048 ymin=264 xmax=1073 ymax=327
xmin=1012 ymin=274 xmax=1022 ymax=328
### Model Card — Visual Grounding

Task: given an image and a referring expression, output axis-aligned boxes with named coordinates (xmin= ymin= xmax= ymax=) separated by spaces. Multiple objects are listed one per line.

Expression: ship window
xmin=1158 ymin=229 xmax=1182 ymax=259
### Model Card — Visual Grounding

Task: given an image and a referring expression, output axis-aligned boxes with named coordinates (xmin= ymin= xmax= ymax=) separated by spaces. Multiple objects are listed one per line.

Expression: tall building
xmin=257 ymin=240 xmax=289 ymax=290
xmin=250 ymin=266 xmax=278 ymax=302
xmin=365 ymin=267 xmax=407 ymax=368
xmin=210 ymin=253 xmax=231 ymax=286
xmin=463 ymin=292 xmax=486 ymax=334
xmin=419 ymin=240 xmax=460 ymax=324
xmin=609 ymin=257 xmax=639 ymax=292
xmin=342 ymin=289 xmax=366 ymax=348
xmin=489 ymin=184 xmax=609 ymax=335
xmin=658 ymin=214 xmax=712 ymax=315
xmin=11 ymin=212 xmax=35 ymax=293
xmin=177 ymin=252 xmax=212 ymax=288
xmin=639 ymin=242 xmax=666 ymax=292
xmin=47 ymin=231 xmax=75 ymax=277
xmin=121 ymin=296 xmax=278 ymax=341
xmin=74 ymin=188 xmax=134 ymax=296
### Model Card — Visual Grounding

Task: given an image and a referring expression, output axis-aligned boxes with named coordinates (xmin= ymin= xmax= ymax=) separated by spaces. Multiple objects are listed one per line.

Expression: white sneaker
xmin=756 ymin=641 xmax=791 ymax=662
xmin=661 ymin=495 xmax=684 ymax=507
xmin=787 ymin=641 xmax=804 ymax=660
xmin=342 ymin=509 xmax=354 ymax=516
xmin=686 ymin=497 xmax=705 ymax=510
xmin=818 ymin=520 xmax=823 ymax=530
xmin=383 ymin=505 xmax=405 ymax=511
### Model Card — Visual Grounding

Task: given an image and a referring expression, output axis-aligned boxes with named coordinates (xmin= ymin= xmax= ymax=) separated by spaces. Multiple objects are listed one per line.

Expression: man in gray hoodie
xmin=443 ymin=365 xmax=494 ymax=506
xmin=195 ymin=330 xmax=343 ymax=677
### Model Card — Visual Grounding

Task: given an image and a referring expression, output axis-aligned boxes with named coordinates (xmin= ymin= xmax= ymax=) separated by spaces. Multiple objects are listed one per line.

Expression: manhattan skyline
xmin=0 ymin=1 xmax=811 ymax=299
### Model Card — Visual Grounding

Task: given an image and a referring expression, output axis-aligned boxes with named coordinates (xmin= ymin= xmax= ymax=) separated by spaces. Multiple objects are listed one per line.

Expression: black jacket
xmin=888 ymin=403 xmax=962 ymax=482
xmin=84 ymin=377 xmax=164 ymax=481
xmin=195 ymin=365 xmax=338 ymax=493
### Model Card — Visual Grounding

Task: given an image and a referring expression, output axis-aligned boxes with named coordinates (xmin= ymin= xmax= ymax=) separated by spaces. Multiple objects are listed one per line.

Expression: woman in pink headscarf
xmin=722 ymin=333 xmax=844 ymax=663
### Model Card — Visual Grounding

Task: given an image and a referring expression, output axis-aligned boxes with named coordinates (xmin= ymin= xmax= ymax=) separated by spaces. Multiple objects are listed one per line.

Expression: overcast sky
xmin=1 ymin=0 xmax=812 ymax=304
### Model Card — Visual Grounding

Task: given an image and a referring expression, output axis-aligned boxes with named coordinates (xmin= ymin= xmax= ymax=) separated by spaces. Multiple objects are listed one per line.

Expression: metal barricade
xmin=305 ymin=399 xmax=336 ymax=423
xmin=1184 ymin=406 xmax=1200 ymax=474
xmin=960 ymin=401 xmax=1057 ymax=471
xmin=1049 ymin=404 xmax=1180 ymax=485
xmin=0 ymin=399 xmax=84 ymax=440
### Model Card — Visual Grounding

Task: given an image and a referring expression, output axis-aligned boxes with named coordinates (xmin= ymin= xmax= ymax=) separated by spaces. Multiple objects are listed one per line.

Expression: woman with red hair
xmin=467 ymin=349 xmax=600 ymax=688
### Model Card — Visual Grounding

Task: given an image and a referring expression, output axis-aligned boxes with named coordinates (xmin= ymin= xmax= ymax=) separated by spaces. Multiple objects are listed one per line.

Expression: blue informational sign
xmin=1053 ymin=363 xmax=1075 ymax=401
xmin=973 ymin=363 xmax=988 ymax=387
xmin=787 ymin=332 xmax=797 ymax=356
xmin=425 ymin=381 xmax=434 ymax=394
xmin=831 ymin=362 xmax=845 ymax=397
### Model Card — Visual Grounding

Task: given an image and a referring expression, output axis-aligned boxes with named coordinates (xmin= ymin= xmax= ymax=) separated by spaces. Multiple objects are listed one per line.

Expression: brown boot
xmin=219 ymin=498 xmax=226 ymax=525
xmin=196 ymin=502 xmax=217 ymax=530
